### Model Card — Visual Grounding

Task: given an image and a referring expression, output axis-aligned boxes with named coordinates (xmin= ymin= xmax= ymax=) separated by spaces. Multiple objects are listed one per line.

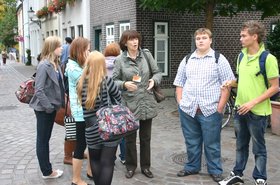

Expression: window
xmin=154 ymin=22 xmax=168 ymax=76
xmin=106 ymin=25 xmax=114 ymax=45
xmin=70 ymin=26 xmax=75 ymax=39
xmin=78 ymin=25 xmax=83 ymax=37
xmin=55 ymin=30 xmax=58 ymax=36
xmin=62 ymin=28 xmax=67 ymax=39
xmin=119 ymin=22 xmax=130 ymax=38
xmin=51 ymin=30 xmax=54 ymax=36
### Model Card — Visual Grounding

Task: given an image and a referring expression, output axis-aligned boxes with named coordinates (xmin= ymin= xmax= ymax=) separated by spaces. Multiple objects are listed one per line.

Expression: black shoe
xmin=210 ymin=174 xmax=223 ymax=182
xmin=177 ymin=170 xmax=199 ymax=177
xmin=141 ymin=169 xmax=154 ymax=178
xmin=125 ymin=170 xmax=135 ymax=178
xmin=87 ymin=173 xmax=93 ymax=180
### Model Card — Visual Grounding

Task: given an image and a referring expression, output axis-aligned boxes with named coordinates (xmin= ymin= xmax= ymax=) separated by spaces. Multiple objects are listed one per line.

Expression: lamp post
xmin=28 ymin=7 xmax=41 ymax=28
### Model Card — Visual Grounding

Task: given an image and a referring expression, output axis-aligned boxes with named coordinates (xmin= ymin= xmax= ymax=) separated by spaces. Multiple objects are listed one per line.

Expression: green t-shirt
xmin=236 ymin=44 xmax=279 ymax=116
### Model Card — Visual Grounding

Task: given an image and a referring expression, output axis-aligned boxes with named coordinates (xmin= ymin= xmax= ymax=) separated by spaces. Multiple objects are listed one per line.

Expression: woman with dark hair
xmin=77 ymin=51 xmax=122 ymax=185
xmin=65 ymin=37 xmax=92 ymax=185
xmin=29 ymin=36 xmax=64 ymax=179
xmin=112 ymin=30 xmax=162 ymax=179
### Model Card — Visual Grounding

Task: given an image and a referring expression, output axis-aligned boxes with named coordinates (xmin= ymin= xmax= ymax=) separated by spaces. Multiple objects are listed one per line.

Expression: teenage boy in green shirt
xmin=219 ymin=20 xmax=279 ymax=185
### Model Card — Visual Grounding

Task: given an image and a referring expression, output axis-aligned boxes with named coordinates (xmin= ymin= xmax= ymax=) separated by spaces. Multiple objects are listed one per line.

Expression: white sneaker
xmin=255 ymin=179 xmax=267 ymax=185
xmin=218 ymin=171 xmax=244 ymax=185
xmin=42 ymin=169 xmax=63 ymax=179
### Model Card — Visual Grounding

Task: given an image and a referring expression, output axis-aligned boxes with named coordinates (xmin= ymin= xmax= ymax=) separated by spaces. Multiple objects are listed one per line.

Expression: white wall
xmin=60 ymin=0 xmax=91 ymax=40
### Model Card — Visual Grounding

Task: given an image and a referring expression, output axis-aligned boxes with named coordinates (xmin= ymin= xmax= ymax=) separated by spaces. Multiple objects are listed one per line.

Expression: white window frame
xmin=154 ymin=22 xmax=168 ymax=76
xmin=119 ymin=22 xmax=130 ymax=38
xmin=106 ymin=25 xmax=115 ymax=45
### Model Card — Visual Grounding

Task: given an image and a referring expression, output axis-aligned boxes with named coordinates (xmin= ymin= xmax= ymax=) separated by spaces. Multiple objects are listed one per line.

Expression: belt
xmin=196 ymin=108 xmax=202 ymax=114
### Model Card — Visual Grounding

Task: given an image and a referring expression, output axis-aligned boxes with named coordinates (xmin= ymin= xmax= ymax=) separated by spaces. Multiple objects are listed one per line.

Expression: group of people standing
xmin=28 ymin=19 xmax=278 ymax=185
xmin=29 ymin=29 xmax=162 ymax=185
xmin=174 ymin=20 xmax=279 ymax=185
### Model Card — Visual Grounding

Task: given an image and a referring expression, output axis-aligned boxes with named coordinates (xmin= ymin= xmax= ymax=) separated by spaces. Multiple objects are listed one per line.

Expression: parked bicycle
xmin=221 ymin=89 xmax=236 ymax=128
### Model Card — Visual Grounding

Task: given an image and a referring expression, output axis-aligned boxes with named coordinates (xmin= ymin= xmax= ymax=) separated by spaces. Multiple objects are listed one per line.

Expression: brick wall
xmin=90 ymin=0 xmax=279 ymax=88
xmin=136 ymin=7 xmax=280 ymax=88
xmin=90 ymin=0 xmax=138 ymax=52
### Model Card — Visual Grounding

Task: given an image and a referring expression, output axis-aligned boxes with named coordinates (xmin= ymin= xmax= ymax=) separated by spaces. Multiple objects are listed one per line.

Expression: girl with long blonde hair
xmin=77 ymin=51 xmax=121 ymax=185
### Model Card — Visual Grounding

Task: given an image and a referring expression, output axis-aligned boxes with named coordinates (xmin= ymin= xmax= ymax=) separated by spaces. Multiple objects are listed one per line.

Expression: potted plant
xmin=26 ymin=49 xmax=31 ymax=66
xmin=271 ymin=97 xmax=280 ymax=136
xmin=267 ymin=22 xmax=280 ymax=136
xmin=36 ymin=6 xmax=48 ymax=19
xmin=48 ymin=1 xmax=56 ymax=13
xmin=53 ymin=0 xmax=66 ymax=13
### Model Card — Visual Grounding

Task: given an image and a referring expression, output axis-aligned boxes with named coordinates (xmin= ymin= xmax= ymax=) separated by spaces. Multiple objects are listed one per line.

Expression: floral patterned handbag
xmin=96 ymin=79 xmax=139 ymax=141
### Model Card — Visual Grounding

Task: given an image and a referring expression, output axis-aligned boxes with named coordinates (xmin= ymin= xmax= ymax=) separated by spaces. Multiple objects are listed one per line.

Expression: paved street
xmin=0 ymin=60 xmax=280 ymax=185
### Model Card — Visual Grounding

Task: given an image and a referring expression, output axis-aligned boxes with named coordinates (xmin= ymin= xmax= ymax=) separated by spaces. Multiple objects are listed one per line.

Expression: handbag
xmin=96 ymin=79 xmax=139 ymax=141
xmin=15 ymin=73 xmax=36 ymax=104
xmin=64 ymin=94 xmax=76 ymax=140
xmin=142 ymin=50 xmax=165 ymax=103
xmin=55 ymin=94 xmax=71 ymax=126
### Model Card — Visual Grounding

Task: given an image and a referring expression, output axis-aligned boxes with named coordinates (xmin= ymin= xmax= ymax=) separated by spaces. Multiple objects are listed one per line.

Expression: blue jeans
xmin=119 ymin=138 xmax=126 ymax=161
xmin=233 ymin=112 xmax=268 ymax=180
xmin=178 ymin=107 xmax=223 ymax=175
xmin=35 ymin=110 xmax=56 ymax=176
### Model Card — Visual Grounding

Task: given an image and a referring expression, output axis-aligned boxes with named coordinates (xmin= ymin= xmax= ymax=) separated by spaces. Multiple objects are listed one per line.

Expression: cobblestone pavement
xmin=0 ymin=60 xmax=280 ymax=185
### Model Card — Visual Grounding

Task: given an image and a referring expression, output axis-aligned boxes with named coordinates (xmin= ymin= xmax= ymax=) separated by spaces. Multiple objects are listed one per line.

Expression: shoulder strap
xmin=185 ymin=51 xmax=220 ymax=64
xmin=258 ymin=51 xmax=269 ymax=89
xmin=142 ymin=50 xmax=152 ymax=78
xmin=185 ymin=53 xmax=192 ymax=64
xmin=239 ymin=51 xmax=270 ymax=88
xmin=238 ymin=52 xmax=244 ymax=64
xmin=214 ymin=51 xmax=220 ymax=63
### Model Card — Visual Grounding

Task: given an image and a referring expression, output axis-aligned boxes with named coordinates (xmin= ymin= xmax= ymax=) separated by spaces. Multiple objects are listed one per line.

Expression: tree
xmin=0 ymin=0 xmax=17 ymax=48
xmin=0 ymin=0 xmax=5 ymax=20
xmin=267 ymin=22 xmax=280 ymax=65
xmin=139 ymin=0 xmax=280 ymax=30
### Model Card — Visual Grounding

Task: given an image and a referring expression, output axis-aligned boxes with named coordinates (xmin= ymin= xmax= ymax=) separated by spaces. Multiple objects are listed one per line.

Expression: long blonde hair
xmin=77 ymin=51 xmax=107 ymax=110
xmin=40 ymin=36 xmax=61 ymax=69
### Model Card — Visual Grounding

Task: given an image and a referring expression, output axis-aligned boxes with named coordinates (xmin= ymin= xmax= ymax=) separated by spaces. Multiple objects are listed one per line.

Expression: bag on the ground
xmin=15 ymin=73 xmax=36 ymax=104
xmin=63 ymin=94 xmax=76 ymax=140
xmin=97 ymin=79 xmax=139 ymax=141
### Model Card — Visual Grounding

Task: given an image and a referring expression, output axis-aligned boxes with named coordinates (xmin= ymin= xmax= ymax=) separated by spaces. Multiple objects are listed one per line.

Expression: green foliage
xmin=139 ymin=0 xmax=280 ymax=30
xmin=0 ymin=0 xmax=17 ymax=48
xmin=267 ymin=22 xmax=280 ymax=62
xmin=26 ymin=49 xmax=31 ymax=66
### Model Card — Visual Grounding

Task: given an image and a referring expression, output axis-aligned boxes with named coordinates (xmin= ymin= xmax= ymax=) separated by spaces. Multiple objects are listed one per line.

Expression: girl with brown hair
xmin=64 ymin=37 xmax=92 ymax=185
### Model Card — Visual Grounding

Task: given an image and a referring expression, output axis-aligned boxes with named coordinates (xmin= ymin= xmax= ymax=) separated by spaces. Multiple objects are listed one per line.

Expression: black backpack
xmin=238 ymin=51 xmax=280 ymax=101
xmin=185 ymin=51 xmax=220 ymax=64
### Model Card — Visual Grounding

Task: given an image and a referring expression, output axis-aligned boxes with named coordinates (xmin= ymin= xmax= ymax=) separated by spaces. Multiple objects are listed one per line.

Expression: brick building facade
xmin=91 ymin=0 xmax=280 ymax=89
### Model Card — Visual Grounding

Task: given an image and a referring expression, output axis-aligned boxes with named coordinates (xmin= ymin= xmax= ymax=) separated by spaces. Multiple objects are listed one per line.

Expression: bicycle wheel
xmin=221 ymin=101 xmax=232 ymax=128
